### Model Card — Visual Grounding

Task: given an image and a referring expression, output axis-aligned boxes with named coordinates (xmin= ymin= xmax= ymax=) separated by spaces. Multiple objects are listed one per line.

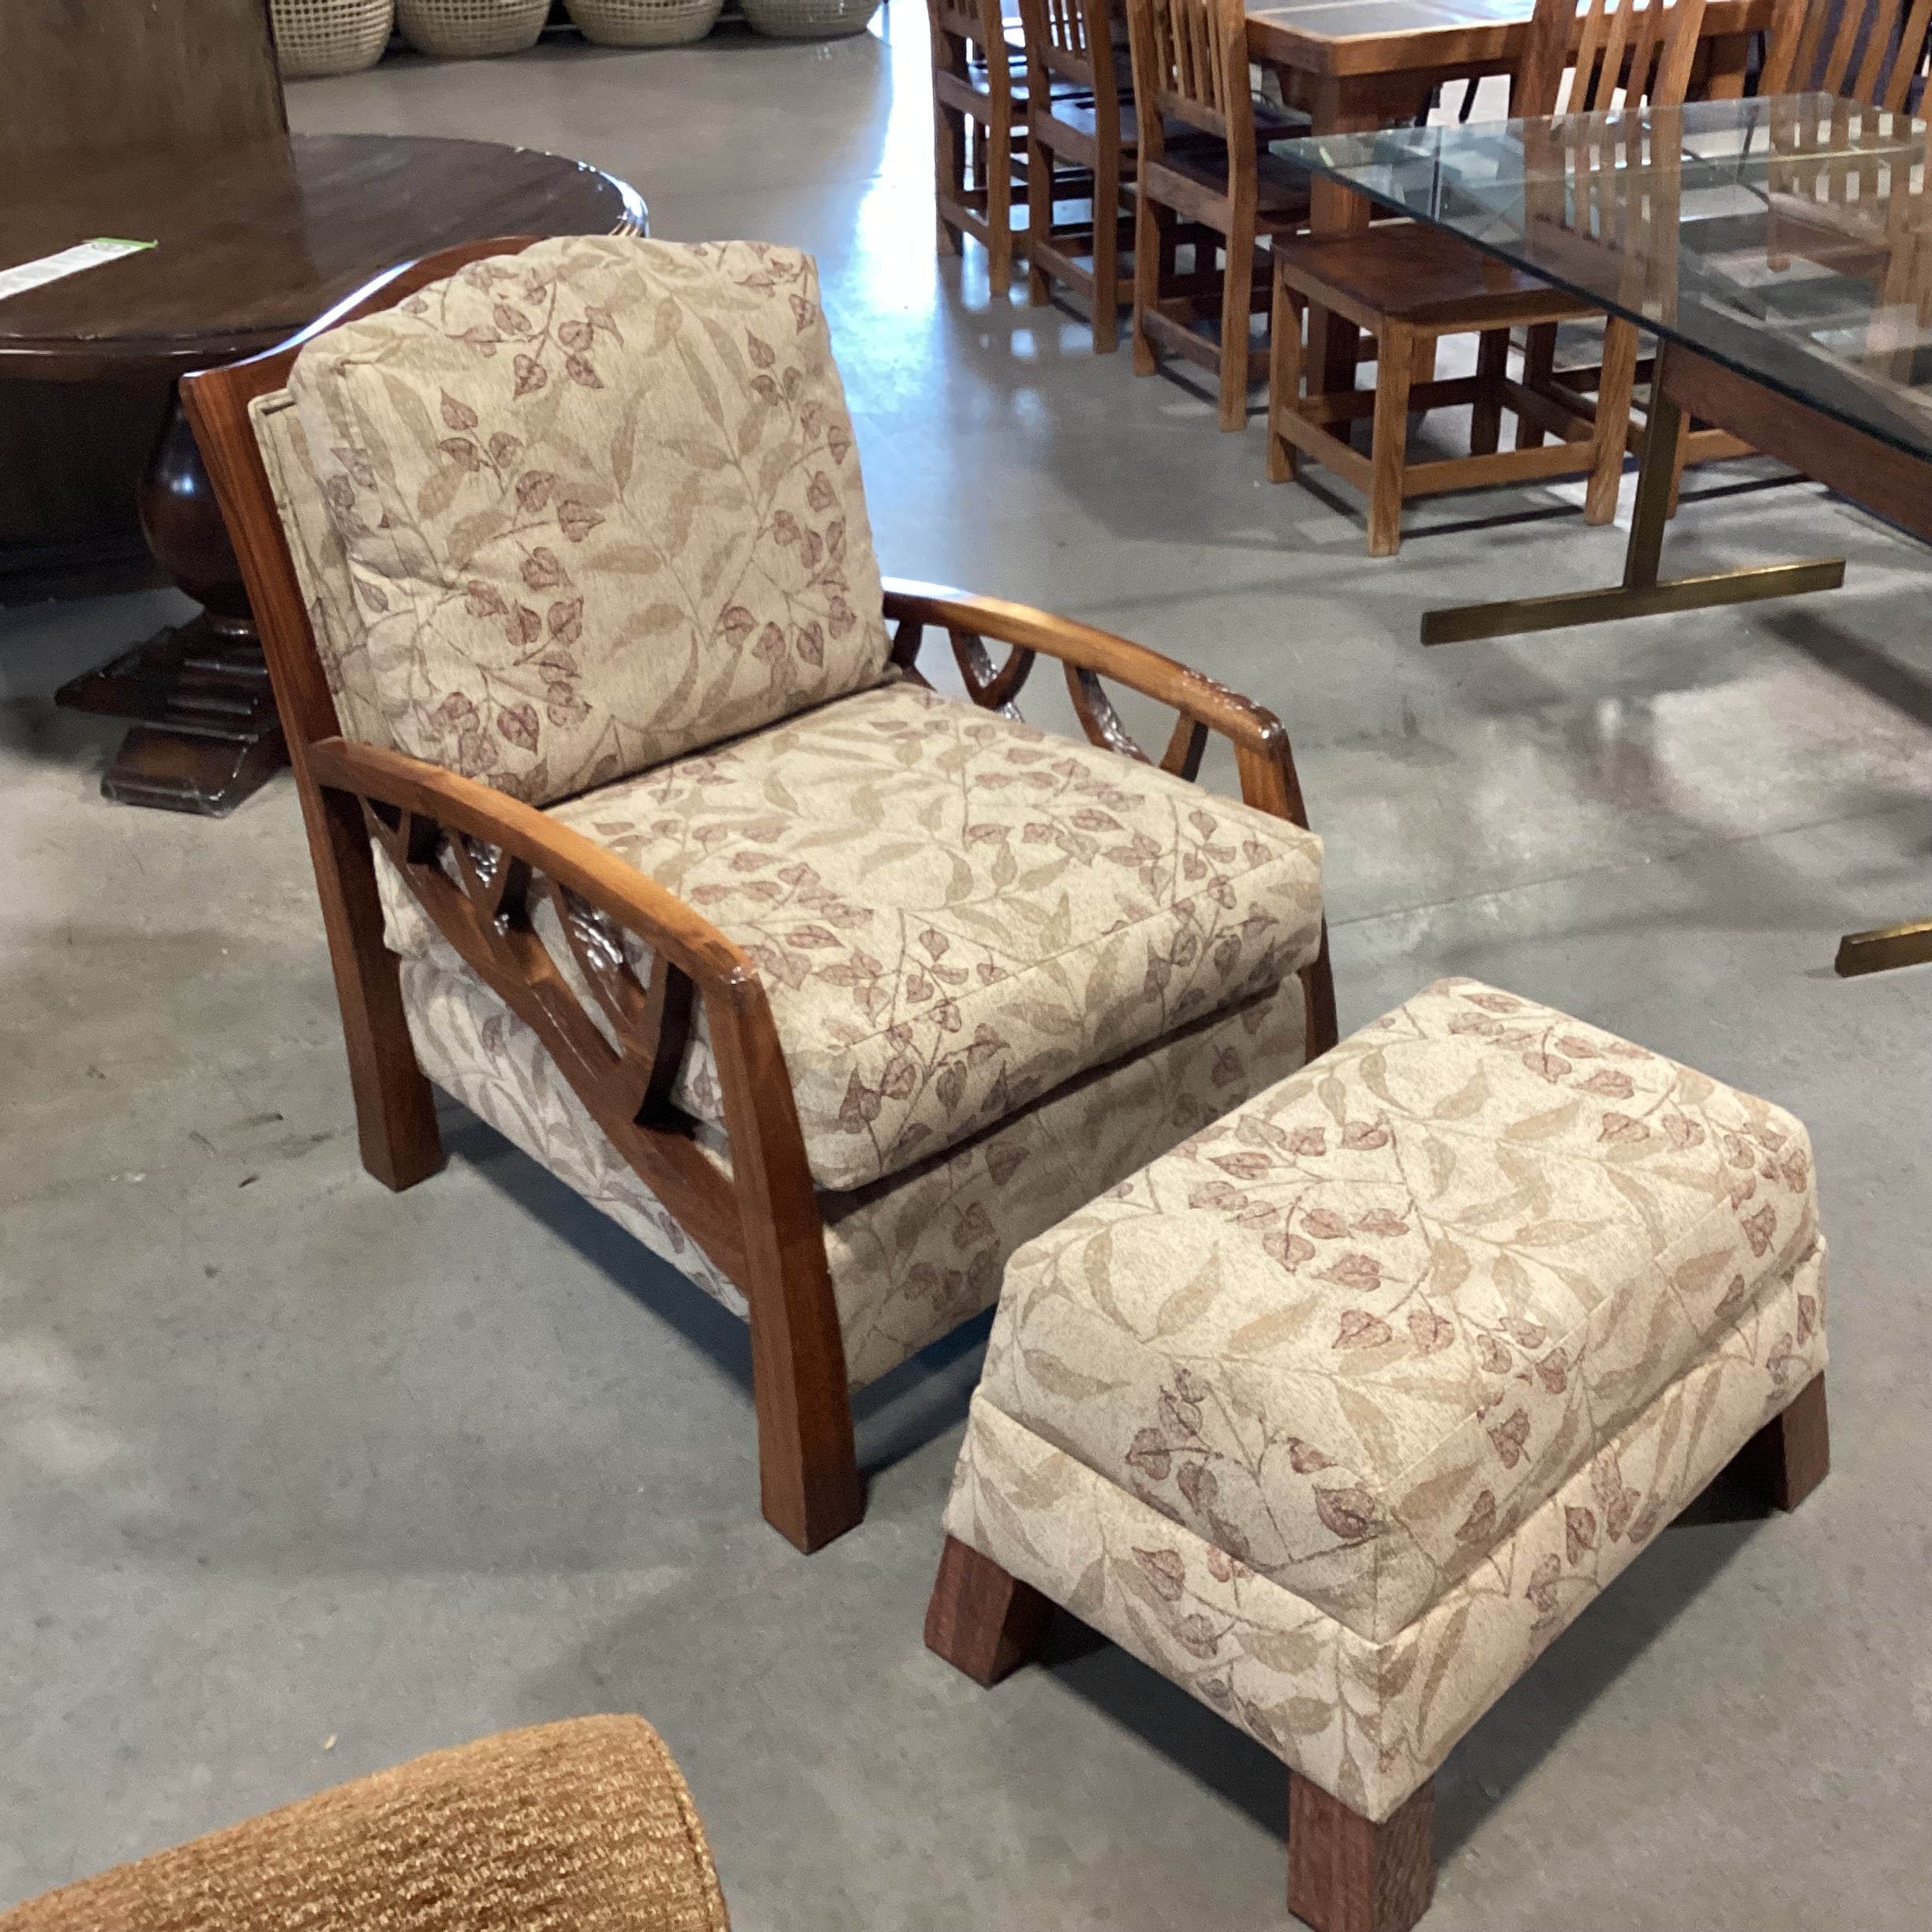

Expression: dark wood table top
xmin=0 ymin=133 xmax=646 ymax=380
xmin=1244 ymin=0 xmax=1774 ymax=77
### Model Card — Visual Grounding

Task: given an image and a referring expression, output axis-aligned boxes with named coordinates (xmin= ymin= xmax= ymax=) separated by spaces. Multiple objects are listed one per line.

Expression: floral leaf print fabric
xmin=398 ymin=955 xmax=1311 ymax=1388
xmin=972 ymin=978 xmax=1825 ymax=1642
xmin=283 ymin=235 xmax=889 ymax=805
xmin=945 ymin=1233 xmax=1824 ymax=1823
xmin=379 ymin=680 xmax=1325 ymax=1193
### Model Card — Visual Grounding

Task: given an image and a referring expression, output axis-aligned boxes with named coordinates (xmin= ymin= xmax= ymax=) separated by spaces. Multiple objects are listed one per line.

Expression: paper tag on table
xmin=0 ymin=238 xmax=155 ymax=305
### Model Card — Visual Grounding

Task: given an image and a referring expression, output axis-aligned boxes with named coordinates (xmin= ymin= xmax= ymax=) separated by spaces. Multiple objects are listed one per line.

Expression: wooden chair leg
xmin=1728 ymin=1372 xmax=1830 ymax=1512
xmin=1132 ymin=194 xmax=1164 ymax=376
xmin=1091 ymin=151 xmax=1121 ymax=353
xmin=1367 ymin=319 xmax=1416 ymax=557
xmin=1217 ymin=219 xmax=1255 ymax=432
xmin=924 ymin=1535 xmax=1054 ymax=1686
xmin=987 ymin=100 xmax=1015 ymax=298
xmin=310 ymin=784 xmax=444 ymax=1192
xmin=1288 ymin=1774 xmax=1436 ymax=1932
xmin=1469 ymin=328 xmax=1509 ymax=456
xmin=1585 ymin=316 xmax=1640 ymax=525
xmin=935 ymin=100 xmax=964 ymax=256
xmin=1267 ymin=259 xmax=1302 ymax=483
xmin=1516 ymin=321 xmax=1556 ymax=449
xmin=709 ymin=995 xmax=865 ymax=1553
xmin=1027 ymin=125 xmax=1053 ymax=306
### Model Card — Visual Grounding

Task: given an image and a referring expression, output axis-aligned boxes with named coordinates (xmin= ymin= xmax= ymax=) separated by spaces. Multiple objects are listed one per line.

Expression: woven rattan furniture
xmin=0 ymin=1717 xmax=728 ymax=1932
xmin=929 ymin=975 xmax=1830 ymax=1932
xmin=182 ymin=233 xmax=1338 ymax=1554
xmin=396 ymin=0 xmax=548 ymax=56
xmin=743 ymin=0 xmax=881 ymax=33
xmin=567 ymin=0 xmax=723 ymax=43
xmin=271 ymin=0 xmax=395 ymax=75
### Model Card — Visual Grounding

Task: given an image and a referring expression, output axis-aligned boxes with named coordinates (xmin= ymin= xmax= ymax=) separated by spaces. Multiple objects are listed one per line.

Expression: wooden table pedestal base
xmin=56 ymin=612 xmax=286 ymax=815
xmin=54 ymin=390 xmax=289 ymax=816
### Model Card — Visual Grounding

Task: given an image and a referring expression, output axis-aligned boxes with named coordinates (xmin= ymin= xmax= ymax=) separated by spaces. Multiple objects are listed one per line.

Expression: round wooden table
xmin=0 ymin=133 xmax=645 ymax=814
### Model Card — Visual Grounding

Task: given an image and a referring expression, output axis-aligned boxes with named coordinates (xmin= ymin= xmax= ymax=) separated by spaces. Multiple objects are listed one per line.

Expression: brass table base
xmin=1425 ymin=382 xmax=1930 ymax=979
xmin=1834 ymin=919 xmax=1932 ymax=978
xmin=1421 ymin=391 xmax=1847 ymax=646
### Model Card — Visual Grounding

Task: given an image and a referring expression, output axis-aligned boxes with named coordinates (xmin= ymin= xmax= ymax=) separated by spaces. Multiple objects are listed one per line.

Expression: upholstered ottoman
xmin=925 ymin=977 xmax=1829 ymax=1932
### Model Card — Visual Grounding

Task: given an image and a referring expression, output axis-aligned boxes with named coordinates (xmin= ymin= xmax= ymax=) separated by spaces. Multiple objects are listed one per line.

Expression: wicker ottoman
xmin=926 ymin=977 xmax=1829 ymax=1932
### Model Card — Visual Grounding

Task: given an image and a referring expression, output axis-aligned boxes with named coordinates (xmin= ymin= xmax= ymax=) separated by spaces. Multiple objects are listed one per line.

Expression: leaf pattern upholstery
xmin=945 ymin=1236 xmax=1824 ymax=1822
xmin=281 ymin=236 xmax=890 ymax=805
xmin=374 ymin=679 xmax=1325 ymax=1192
xmin=943 ymin=979 xmax=1827 ymax=1819
xmin=972 ymin=978 xmax=1825 ymax=1642
xmin=398 ymin=956 xmax=1309 ymax=1388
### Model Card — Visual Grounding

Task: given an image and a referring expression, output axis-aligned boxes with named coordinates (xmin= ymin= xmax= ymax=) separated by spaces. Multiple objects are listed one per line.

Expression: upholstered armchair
xmin=183 ymin=234 xmax=1336 ymax=1551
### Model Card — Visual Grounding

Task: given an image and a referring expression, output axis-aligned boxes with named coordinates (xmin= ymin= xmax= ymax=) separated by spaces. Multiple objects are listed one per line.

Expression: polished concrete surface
xmin=3 ymin=12 xmax=1929 ymax=1927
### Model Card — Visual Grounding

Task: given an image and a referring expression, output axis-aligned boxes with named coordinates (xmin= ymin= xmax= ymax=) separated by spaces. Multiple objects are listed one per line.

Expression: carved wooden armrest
xmin=306 ymin=735 xmax=788 ymax=1286
xmin=881 ymin=578 xmax=1315 ymax=827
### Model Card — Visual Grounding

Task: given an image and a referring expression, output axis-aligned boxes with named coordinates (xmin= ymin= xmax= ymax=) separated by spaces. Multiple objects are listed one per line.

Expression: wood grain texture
xmin=0 ymin=0 xmax=285 ymax=164
xmin=924 ymin=1536 xmax=1057 ymax=1684
xmin=1728 ymin=1372 xmax=1831 ymax=1511
xmin=1662 ymin=343 xmax=1932 ymax=543
xmin=1288 ymin=1774 xmax=1436 ymax=1932
xmin=0 ymin=137 xmax=643 ymax=378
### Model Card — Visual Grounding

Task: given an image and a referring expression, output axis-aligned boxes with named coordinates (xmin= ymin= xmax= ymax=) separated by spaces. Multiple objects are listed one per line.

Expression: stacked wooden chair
xmin=1016 ymin=0 xmax=1140 ymax=350
xmin=183 ymin=234 xmax=1337 ymax=1554
xmin=930 ymin=0 xmax=1032 ymax=296
xmin=1267 ymin=0 xmax=1709 ymax=553
xmin=1126 ymin=0 xmax=1310 ymax=429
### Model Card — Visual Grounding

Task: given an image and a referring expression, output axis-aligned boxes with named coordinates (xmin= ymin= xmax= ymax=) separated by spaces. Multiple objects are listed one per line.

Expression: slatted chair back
xmin=1762 ymin=0 xmax=1932 ymax=106
xmin=930 ymin=0 xmax=1014 ymax=89
xmin=1018 ymin=0 xmax=1106 ymax=91
xmin=1125 ymin=0 xmax=1254 ymax=159
xmin=1515 ymin=0 xmax=1709 ymax=118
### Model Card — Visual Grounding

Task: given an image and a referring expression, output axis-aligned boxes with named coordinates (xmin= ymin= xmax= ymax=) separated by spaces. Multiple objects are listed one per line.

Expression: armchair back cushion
xmin=283 ymin=234 xmax=889 ymax=805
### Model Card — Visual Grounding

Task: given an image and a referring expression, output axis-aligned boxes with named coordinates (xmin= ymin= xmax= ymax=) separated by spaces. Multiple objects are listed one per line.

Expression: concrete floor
xmin=4 ymin=10 xmax=1930 ymax=1927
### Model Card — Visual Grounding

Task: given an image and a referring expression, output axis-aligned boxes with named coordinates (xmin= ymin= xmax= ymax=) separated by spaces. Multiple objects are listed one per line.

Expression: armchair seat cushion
xmin=380 ymin=678 xmax=1325 ymax=1192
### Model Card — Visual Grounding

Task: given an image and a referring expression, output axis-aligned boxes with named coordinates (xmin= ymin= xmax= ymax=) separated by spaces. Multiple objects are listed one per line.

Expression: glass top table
xmin=1276 ymin=93 xmax=1932 ymax=978
xmin=1281 ymin=93 xmax=1932 ymax=466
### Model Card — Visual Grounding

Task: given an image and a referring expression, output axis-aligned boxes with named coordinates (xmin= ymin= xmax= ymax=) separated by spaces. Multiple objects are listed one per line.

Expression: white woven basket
xmin=271 ymin=0 xmax=394 ymax=75
xmin=741 ymin=0 xmax=878 ymax=34
xmin=567 ymin=0 xmax=722 ymax=43
xmin=396 ymin=0 xmax=549 ymax=56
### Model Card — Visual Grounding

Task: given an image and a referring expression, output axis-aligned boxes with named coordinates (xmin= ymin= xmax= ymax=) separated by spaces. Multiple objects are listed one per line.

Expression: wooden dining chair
xmin=1017 ymin=0 xmax=1139 ymax=350
xmin=1126 ymin=0 xmax=1310 ymax=429
xmin=1762 ymin=0 xmax=1932 ymax=105
xmin=1542 ymin=0 xmax=1932 ymax=506
xmin=930 ymin=0 xmax=1032 ymax=297
xmin=1267 ymin=0 xmax=1707 ymax=554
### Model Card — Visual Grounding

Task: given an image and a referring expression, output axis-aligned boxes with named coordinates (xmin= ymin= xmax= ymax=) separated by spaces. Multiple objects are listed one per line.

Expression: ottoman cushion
xmin=944 ymin=978 xmax=1828 ymax=1819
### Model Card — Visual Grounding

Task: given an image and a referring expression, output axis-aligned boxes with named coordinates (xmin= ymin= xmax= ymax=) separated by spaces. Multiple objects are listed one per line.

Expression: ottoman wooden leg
xmin=1288 ymin=1774 xmax=1436 ymax=1932
xmin=923 ymin=1535 xmax=1054 ymax=1687
xmin=1731 ymin=1372 xmax=1830 ymax=1511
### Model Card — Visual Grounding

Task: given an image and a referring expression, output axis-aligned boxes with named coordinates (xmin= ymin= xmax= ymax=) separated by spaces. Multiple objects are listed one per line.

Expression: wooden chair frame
xmin=1529 ymin=0 xmax=1932 ymax=501
xmin=1268 ymin=0 xmax=1708 ymax=552
xmin=931 ymin=0 xmax=1032 ymax=298
xmin=1127 ymin=0 xmax=1309 ymax=429
xmin=180 ymin=238 xmax=1339 ymax=1556
xmin=1018 ymin=0 xmax=1140 ymax=350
